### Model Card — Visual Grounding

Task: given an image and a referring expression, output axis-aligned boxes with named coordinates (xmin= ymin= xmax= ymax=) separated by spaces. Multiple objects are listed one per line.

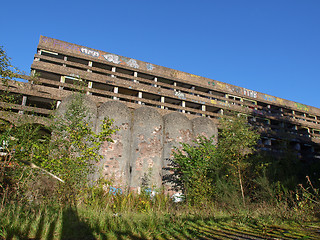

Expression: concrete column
xmin=153 ymin=77 xmax=158 ymax=87
xmin=113 ymin=87 xmax=118 ymax=100
xmin=181 ymin=101 xmax=185 ymax=113
xmin=220 ymin=109 xmax=224 ymax=115
xmin=59 ymin=76 xmax=65 ymax=90
xmin=87 ymin=81 xmax=93 ymax=95
xmin=111 ymin=67 xmax=116 ymax=77
xmin=138 ymin=91 xmax=142 ymax=104
xmin=63 ymin=56 xmax=67 ymax=67
xmin=201 ymin=105 xmax=206 ymax=116
xmin=18 ymin=95 xmax=27 ymax=114
xmin=160 ymin=96 xmax=165 ymax=109
xmin=87 ymin=61 xmax=92 ymax=73
xmin=56 ymin=100 xmax=61 ymax=108
xmin=133 ymin=72 xmax=138 ymax=83
xmin=173 ymin=82 xmax=177 ymax=91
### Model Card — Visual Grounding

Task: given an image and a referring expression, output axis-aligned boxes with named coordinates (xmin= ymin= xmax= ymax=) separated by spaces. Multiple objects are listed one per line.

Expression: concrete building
xmin=1 ymin=36 xmax=320 ymax=190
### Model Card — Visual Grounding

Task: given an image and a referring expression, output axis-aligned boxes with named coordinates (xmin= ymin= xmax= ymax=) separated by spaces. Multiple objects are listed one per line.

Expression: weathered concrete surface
xmin=162 ymin=112 xmax=193 ymax=193
xmin=130 ymin=107 xmax=163 ymax=191
xmin=57 ymin=94 xmax=97 ymax=130
xmin=97 ymin=101 xmax=131 ymax=188
xmin=192 ymin=117 xmax=218 ymax=144
xmin=56 ymin=97 xmax=218 ymax=192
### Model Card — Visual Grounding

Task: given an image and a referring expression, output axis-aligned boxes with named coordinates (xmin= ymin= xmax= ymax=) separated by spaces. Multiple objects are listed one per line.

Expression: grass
xmin=1 ymin=200 xmax=319 ymax=240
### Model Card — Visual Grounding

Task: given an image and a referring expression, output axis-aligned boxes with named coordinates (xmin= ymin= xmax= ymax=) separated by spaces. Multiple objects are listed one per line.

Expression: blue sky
xmin=2 ymin=0 xmax=320 ymax=108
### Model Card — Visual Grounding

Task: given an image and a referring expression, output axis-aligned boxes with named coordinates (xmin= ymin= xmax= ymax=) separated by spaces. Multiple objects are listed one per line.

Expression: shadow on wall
xmin=58 ymin=97 xmax=218 ymax=194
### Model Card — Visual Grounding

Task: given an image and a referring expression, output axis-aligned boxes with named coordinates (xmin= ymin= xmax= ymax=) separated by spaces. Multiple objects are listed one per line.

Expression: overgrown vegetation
xmin=1 ymin=46 xmax=320 ymax=239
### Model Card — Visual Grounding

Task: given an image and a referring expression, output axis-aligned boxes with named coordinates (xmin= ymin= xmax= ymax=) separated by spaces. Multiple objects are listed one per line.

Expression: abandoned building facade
xmin=1 ymin=36 xmax=320 ymax=190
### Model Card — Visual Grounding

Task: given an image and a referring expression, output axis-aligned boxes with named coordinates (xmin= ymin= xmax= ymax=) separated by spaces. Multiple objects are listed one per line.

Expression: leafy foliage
xmin=172 ymin=136 xmax=216 ymax=205
xmin=216 ymin=115 xmax=260 ymax=205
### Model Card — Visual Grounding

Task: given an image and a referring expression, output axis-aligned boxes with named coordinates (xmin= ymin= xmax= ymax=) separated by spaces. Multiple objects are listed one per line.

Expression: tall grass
xmin=1 ymin=189 xmax=319 ymax=240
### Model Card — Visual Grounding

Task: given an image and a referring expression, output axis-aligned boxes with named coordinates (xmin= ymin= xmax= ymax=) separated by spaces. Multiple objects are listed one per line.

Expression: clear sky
xmin=2 ymin=0 xmax=320 ymax=108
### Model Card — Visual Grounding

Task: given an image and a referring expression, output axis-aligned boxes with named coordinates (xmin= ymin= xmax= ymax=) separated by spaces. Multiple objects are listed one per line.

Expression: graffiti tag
xmin=174 ymin=91 xmax=186 ymax=99
xmin=103 ymin=54 xmax=139 ymax=69
xmin=146 ymin=63 xmax=154 ymax=71
xmin=243 ymin=88 xmax=257 ymax=98
xmin=295 ymin=103 xmax=309 ymax=112
xmin=108 ymin=186 xmax=123 ymax=196
xmin=80 ymin=47 xmax=99 ymax=57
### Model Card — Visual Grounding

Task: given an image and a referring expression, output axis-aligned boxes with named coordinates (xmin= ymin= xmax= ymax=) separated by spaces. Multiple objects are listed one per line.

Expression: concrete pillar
xmin=173 ymin=82 xmax=177 ymax=91
xmin=63 ymin=56 xmax=67 ymax=67
xmin=97 ymin=101 xmax=132 ymax=188
xmin=18 ymin=96 xmax=27 ymax=114
xmin=56 ymin=100 xmax=61 ymax=108
xmin=133 ymin=72 xmax=139 ymax=83
xmin=153 ymin=77 xmax=158 ymax=87
xmin=87 ymin=61 xmax=92 ymax=73
xmin=181 ymin=101 xmax=186 ymax=113
xmin=130 ymin=107 xmax=163 ymax=191
xmin=113 ymin=87 xmax=118 ymax=100
xmin=192 ymin=117 xmax=218 ymax=143
xmin=86 ymin=81 xmax=93 ymax=95
xmin=111 ymin=67 xmax=116 ymax=77
xmin=163 ymin=112 xmax=193 ymax=195
xmin=160 ymin=96 xmax=165 ymax=109
xmin=59 ymin=76 xmax=65 ymax=90
xmin=201 ymin=105 xmax=206 ymax=116
xmin=138 ymin=91 xmax=142 ymax=105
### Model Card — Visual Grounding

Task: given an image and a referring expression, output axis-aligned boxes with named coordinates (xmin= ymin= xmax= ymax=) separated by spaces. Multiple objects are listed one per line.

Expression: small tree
xmin=216 ymin=114 xmax=260 ymax=205
xmin=172 ymin=136 xmax=216 ymax=205
xmin=40 ymin=93 xmax=118 ymax=202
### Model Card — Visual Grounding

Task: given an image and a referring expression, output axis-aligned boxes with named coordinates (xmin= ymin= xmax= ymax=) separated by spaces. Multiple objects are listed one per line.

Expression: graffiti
xmin=263 ymin=94 xmax=284 ymax=105
xmin=146 ymin=63 xmax=154 ymax=71
xmin=191 ymin=74 xmax=201 ymax=78
xmin=243 ymin=88 xmax=257 ymax=98
xmin=126 ymin=59 xmax=139 ymax=68
xmin=277 ymin=98 xmax=284 ymax=104
xmin=80 ymin=47 xmax=99 ymax=58
xmin=207 ymin=81 xmax=215 ymax=86
xmin=41 ymin=36 xmax=79 ymax=51
xmin=103 ymin=54 xmax=139 ymax=68
xmin=210 ymin=99 xmax=230 ymax=107
xmin=231 ymin=86 xmax=242 ymax=94
xmin=172 ymin=192 xmax=184 ymax=203
xmin=103 ymin=54 xmax=121 ymax=64
xmin=144 ymin=188 xmax=156 ymax=197
xmin=174 ymin=91 xmax=186 ymax=99
xmin=171 ymin=70 xmax=187 ymax=80
xmin=216 ymin=82 xmax=226 ymax=89
xmin=295 ymin=103 xmax=309 ymax=112
xmin=263 ymin=94 xmax=276 ymax=102
xmin=108 ymin=186 xmax=123 ymax=196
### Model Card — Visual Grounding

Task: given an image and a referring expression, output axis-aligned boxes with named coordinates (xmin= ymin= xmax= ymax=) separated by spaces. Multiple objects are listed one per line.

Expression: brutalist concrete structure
xmin=1 ymin=36 xmax=320 ymax=190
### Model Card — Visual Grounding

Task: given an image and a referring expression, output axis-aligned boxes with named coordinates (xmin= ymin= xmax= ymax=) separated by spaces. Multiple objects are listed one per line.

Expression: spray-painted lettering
xmin=103 ymin=54 xmax=139 ymax=69
xmin=243 ymin=88 xmax=257 ymax=98
xmin=295 ymin=103 xmax=309 ymax=112
xmin=108 ymin=186 xmax=123 ymax=196
xmin=80 ymin=47 xmax=99 ymax=57
xmin=174 ymin=91 xmax=186 ymax=99
xmin=146 ymin=63 xmax=154 ymax=71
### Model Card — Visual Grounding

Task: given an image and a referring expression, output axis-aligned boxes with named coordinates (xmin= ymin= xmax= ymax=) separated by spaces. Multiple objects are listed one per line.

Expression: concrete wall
xmin=59 ymin=97 xmax=218 ymax=193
